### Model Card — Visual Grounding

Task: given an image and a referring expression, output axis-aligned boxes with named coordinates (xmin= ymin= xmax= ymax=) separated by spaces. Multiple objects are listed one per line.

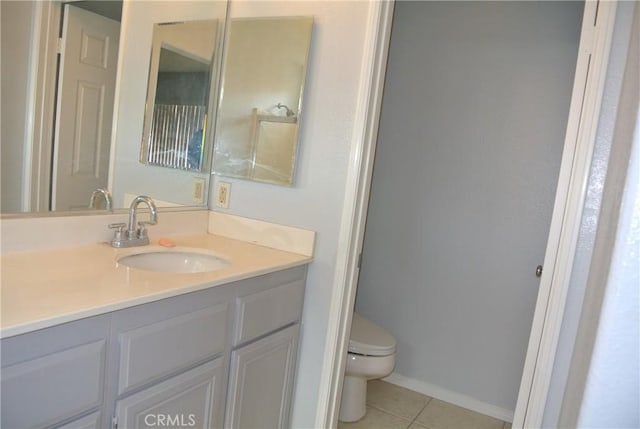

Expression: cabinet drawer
xmin=233 ymin=279 xmax=304 ymax=346
xmin=118 ymin=304 xmax=228 ymax=395
xmin=1 ymin=340 xmax=106 ymax=429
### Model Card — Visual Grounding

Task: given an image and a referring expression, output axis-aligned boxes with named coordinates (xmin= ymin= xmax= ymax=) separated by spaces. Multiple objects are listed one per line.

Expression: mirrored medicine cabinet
xmin=213 ymin=16 xmax=313 ymax=186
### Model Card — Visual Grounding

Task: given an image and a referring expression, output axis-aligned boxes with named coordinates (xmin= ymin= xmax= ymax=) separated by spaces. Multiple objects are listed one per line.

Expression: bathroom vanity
xmin=1 ymin=232 xmax=311 ymax=429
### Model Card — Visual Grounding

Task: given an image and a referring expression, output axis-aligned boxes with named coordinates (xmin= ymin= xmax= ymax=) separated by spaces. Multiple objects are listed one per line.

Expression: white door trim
xmin=513 ymin=1 xmax=617 ymax=426
xmin=314 ymin=1 xmax=394 ymax=428
xmin=25 ymin=1 xmax=60 ymax=212
xmin=319 ymin=0 xmax=618 ymax=428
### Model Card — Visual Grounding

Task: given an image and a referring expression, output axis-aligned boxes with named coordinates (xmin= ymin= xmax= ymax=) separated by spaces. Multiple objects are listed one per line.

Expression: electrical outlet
xmin=192 ymin=178 xmax=206 ymax=204
xmin=216 ymin=181 xmax=231 ymax=208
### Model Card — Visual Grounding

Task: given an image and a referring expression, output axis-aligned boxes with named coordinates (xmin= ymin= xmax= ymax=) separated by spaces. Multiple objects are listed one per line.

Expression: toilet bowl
xmin=339 ymin=313 xmax=396 ymax=422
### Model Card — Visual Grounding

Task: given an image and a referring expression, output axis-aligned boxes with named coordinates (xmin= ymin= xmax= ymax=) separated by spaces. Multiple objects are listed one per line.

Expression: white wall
xmin=542 ymin=2 xmax=637 ymax=425
xmin=542 ymin=3 xmax=639 ymax=426
xmin=0 ymin=1 xmax=35 ymax=212
xmin=207 ymin=1 xmax=374 ymax=426
xmin=578 ymin=41 xmax=639 ymax=427
xmin=110 ymin=1 xmax=225 ymax=207
xmin=355 ymin=1 xmax=582 ymax=416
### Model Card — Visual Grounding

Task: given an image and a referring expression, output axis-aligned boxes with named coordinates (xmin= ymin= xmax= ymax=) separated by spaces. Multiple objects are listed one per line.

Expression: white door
xmin=52 ymin=4 xmax=119 ymax=211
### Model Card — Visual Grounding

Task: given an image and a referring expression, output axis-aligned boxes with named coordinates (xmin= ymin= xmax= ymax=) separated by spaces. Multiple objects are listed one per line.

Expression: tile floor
xmin=338 ymin=380 xmax=512 ymax=429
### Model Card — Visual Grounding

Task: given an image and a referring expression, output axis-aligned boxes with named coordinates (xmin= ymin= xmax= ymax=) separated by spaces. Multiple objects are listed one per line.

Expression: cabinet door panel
xmin=1 ymin=340 xmax=106 ymax=429
xmin=225 ymin=324 xmax=299 ymax=429
xmin=116 ymin=358 xmax=224 ymax=429
xmin=118 ymin=304 xmax=227 ymax=395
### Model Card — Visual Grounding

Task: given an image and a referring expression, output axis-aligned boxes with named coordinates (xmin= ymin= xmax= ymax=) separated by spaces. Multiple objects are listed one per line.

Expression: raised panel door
xmin=115 ymin=358 xmax=224 ymax=429
xmin=224 ymin=324 xmax=299 ymax=429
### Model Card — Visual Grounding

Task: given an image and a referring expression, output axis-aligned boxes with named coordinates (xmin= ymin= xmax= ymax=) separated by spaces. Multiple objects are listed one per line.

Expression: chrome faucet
xmin=89 ymin=188 xmax=113 ymax=211
xmin=109 ymin=195 xmax=158 ymax=248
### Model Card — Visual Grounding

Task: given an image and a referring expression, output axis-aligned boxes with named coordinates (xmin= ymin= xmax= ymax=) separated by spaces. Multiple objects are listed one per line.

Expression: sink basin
xmin=117 ymin=248 xmax=230 ymax=273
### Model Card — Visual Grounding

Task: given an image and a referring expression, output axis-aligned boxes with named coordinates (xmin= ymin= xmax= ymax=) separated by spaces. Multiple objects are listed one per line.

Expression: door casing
xmin=316 ymin=1 xmax=618 ymax=428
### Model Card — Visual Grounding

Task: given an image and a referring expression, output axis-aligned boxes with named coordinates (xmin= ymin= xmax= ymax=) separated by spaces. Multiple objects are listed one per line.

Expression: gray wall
xmin=1 ymin=1 xmax=35 ymax=212
xmin=356 ymin=1 xmax=582 ymax=413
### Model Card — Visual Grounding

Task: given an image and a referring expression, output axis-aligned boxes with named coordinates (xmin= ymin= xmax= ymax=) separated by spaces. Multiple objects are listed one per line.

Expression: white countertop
xmin=1 ymin=233 xmax=312 ymax=339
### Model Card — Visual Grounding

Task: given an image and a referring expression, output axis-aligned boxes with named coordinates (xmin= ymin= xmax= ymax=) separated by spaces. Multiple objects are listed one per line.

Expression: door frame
xmin=317 ymin=0 xmax=618 ymax=427
xmin=50 ymin=3 xmax=119 ymax=211
xmin=24 ymin=1 xmax=61 ymax=212
xmin=513 ymin=3 xmax=617 ymax=425
xmin=23 ymin=0 xmax=119 ymax=212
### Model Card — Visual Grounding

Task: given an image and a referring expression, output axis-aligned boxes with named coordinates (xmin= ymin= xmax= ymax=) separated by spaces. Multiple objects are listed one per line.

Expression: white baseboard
xmin=383 ymin=372 xmax=514 ymax=423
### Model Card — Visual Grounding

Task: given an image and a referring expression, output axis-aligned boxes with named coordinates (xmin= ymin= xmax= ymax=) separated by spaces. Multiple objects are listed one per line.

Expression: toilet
xmin=339 ymin=312 xmax=396 ymax=422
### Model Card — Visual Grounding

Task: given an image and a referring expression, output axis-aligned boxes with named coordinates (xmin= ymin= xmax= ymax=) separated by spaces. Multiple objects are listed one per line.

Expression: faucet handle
xmin=108 ymin=223 xmax=126 ymax=240
xmin=137 ymin=221 xmax=151 ymax=239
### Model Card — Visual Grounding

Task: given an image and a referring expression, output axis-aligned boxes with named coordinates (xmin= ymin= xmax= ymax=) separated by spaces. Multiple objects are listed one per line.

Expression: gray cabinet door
xmin=225 ymin=324 xmax=299 ymax=429
xmin=115 ymin=358 xmax=224 ymax=429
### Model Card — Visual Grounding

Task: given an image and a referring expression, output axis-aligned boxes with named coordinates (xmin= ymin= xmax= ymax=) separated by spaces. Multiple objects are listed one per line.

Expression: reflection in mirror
xmin=0 ymin=0 xmax=227 ymax=215
xmin=110 ymin=1 xmax=226 ymax=210
xmin=1 ymin=0 xmax=122 ymax=213
xmin=140 ymin=20 xmax=218 ymax=173
xmin=213 ymin=17 xmax=313 ymax=186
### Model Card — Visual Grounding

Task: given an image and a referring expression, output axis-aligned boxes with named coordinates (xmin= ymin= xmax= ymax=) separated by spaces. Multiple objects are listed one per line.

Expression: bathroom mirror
xmin=139 ymin=20 xmax=218 ymax=173
xmin=213 ymin=16 xmax=313 ymax=186
xmin=0 ymin=0 xmax=227 ymax=214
